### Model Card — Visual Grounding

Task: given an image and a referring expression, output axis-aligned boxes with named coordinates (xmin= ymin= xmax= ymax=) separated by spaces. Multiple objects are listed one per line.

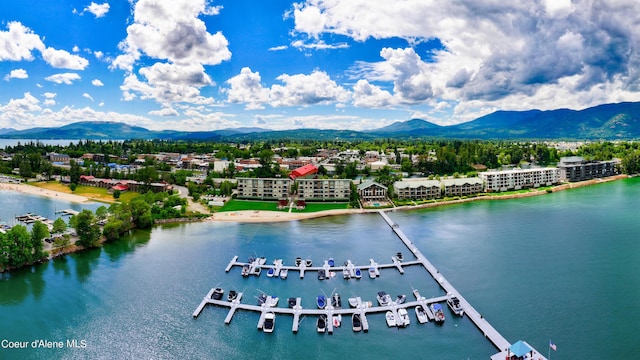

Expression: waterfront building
xmin=441 ymin=178 xmax=483 ymax=197
xmin=557 ymin=156 xmax=619 ymax=182
xmin=394 ymin=179 xmax=441 ymax=200
xmin=480 ymin=168 xmax=560 ymax=192
xmin=78 ymin=175 xmax=171 ymax=193
xmin=296 ymin=178 xmax=351 ymax=200
xmin=289 ymin=164 xmax=318 ymax=180
xmin=236 ymin=178 xmax=291 ymax=200
xmin=357 ymin=180 xmax=388 ymax=202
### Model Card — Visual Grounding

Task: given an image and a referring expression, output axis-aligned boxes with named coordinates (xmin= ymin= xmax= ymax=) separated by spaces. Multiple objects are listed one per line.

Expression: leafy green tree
xmin=69 ymin=160 xmax=81 ymax=185
xmin=102 ymin=219 xmax=124 ymax=241
xmin=113 ymin=189 xmax=121 ymax=199
xmin=74 ymin=210 xmax=101 ymax=247
xmin=52 ymin=218 xmax=67 ymax=234
xmin=95 ymin=206 xmax=108 ymax=221
xmin=5 ymin=225 xmax=33 ymax=267
xmin=30 ymin=221 xmax=49 ymax=260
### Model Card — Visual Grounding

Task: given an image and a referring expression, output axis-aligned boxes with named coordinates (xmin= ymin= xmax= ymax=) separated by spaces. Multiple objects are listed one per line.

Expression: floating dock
xmin=194 ymin=211 xmax=547 ymax=359
xmin=378 ymin=211 xmax=547 ymax=360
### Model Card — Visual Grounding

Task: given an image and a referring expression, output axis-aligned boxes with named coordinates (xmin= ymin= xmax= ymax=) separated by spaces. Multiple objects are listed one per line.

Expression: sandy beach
xmin=0 ymin=182 xmax=90 ymax=203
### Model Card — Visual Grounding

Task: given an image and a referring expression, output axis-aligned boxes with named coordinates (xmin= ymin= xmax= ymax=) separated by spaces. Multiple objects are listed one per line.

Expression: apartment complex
xmin=441 ymin=178 xmax=484 ymax=197
xmin=480 ymin=167 xmax=560 ymax=192
xmin=296 ymin=178 xmax=351 ymax=201
xmin=236 ymin=178 xmax=291 ymax=199
xmin=557 ymin=156 xmax=619 ymax=182
xmin=357 ymin=180 xmax=388 ymax=202
xmin=394 ymin=179 xmax=441 ymax=200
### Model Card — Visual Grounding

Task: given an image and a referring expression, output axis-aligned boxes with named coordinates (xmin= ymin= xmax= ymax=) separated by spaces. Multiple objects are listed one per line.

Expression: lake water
xmin=0 ymin=139 xmax=82 ymax=149
xmin=1 ymin=178 xmax=639 ymax=359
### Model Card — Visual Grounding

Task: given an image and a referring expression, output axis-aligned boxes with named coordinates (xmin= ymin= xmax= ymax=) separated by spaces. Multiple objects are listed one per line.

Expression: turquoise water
xmin=1 ymin=179 xmax=639 ymax=359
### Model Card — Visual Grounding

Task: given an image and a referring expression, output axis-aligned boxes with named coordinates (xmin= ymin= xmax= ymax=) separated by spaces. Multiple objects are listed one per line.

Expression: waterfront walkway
xmin=378 ymin=210 xmax=547 ymax=360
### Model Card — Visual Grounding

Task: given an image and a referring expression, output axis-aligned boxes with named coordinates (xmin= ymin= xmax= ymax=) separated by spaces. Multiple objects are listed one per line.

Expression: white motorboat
xmin=377 ymin=291 xmax=392 ymax=306
xmin=395 ymin=294 xmax=406 ymax=304
xmin=368 ymin=267 xmax=377 ymax=279
xmin=397 ymin=308 xmax=410 ymax=327
xmin=263 ymin=312 xmax=275 ymax=333
xmin=227 ymin=290 xmax=238 ymax=302
xmin=447 ymin=295 xmax=464 ymax=317
xmin=332 ymin=314 xmax=342 ymax=328
xmin=415 ymin=305 xmax=429 ymax=324
xmin=385 ymin=311 xmax=396 ymax=327
xmin=266 ymin=267 xmax=275 ymax=278
xmin=267 ymin=296 xmax=279 ymax=307
xmin=280 ymin=268 xmax=288 ymax=279
xmin=343 ymin=268 xmax=350 ymax=279
xmin=348 ymin=297 xmax=358 ymax=308
xmin=412 ymin=288 xmax=424 ymax=301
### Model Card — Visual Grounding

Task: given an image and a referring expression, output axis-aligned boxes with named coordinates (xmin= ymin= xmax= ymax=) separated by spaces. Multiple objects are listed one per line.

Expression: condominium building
xmin=441 ymin=178 xmax=483 ymax=197
xmin=394 ymin=179 xmax=441 ymax=200
xmin=357 ymin=180 xmax=388 ymax=201
xmin=296 ymin=178 xmax=351 ymax=200
xmin=236 ymin=178 xmax=291 ymax=199
xmin=557 ymin=156 xmax=619 ymax=182
xmin=480 ymin=168 xmax=560 ymax=192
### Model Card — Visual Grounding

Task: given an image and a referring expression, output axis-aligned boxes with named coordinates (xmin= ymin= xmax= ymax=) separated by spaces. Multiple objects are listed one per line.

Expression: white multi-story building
xmin=296 ymin=179 xmax=351 ymax=200
xmin=479 ymin=168 xmax=559 ymax=192
xmin=236 ymin=178 xmax=291 ymax=199
xmin=394 ymin=179 xmax=441 ymax=200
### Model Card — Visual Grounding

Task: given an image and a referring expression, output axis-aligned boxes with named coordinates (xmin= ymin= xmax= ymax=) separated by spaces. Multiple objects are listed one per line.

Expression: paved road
xmin=174 ymin=185 xmax=210 ymax=214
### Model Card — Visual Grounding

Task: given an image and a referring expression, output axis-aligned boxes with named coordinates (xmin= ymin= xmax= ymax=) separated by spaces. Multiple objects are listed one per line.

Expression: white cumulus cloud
xmin=4 ymin=68 xmax=28 ymax=81
xmin=92 ymin=79 xmax=104 ymax=86
xmin=45 ymin=73 xmax=81 ymax=85
xmin=84 ymin=2 xmax=110 ymax=18
xmin=41 ymin=47 xmax=89 ymax=70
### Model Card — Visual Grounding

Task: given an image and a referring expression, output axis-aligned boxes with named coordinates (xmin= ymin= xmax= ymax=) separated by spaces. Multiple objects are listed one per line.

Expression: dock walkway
xmin=378 ymin=210 xmax=546 ymax=360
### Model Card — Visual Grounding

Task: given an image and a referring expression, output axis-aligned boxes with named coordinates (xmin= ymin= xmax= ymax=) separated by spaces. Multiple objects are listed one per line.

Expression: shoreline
xmin=208 ymin=174 xmax=630 ymax=223
xmin=0 ymin=182 xmax=90 ymax=203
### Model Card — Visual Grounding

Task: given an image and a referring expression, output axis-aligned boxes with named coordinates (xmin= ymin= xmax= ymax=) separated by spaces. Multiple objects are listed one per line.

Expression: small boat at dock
xmin=267 ymin=296 xmax=279 ymax=307
xmin=257 ymin=293 xmax=267 ymax=306
xmin=396 ymin=252 xmax=403 ymax=261
xmin=211 ymin=287 xmax=224 ymax=300
xmin=332 ymin=314 xmax=342 ymax=327
xmin=328 ymin=258 xmax=335 ymax=267
xmin=398 ymin=308 xmax=410 ymax=327
xmin=287 ymin=297 xmax=297 ymax=308
xmin=368 ymin=267 xmax=376 ymax=279
xmin=431 ymin=303 xmax=445 ymax=323
xmin=412 ymin=288 xmax=424 ymax=300
xmin=395 ymin=294 xmax=406 ymax=304
xmin=343 ymin=268 xmax=350 ymax=279
xmin=317 ymin=295 xmax=326 ymax=309
xmin=354 ymin=268 xmax=362 ymax=279
xmin=241 ymin=264 xmax=250 ymax=277
xmin=317 ymin=269 xmax=325 ymax=280
xmin=352 ymin=313 xmax=362 ymax=332
xmin=266 ymin=267 xmax=275 ymax=278
xmin=317 ymin=315 xmax=327 ymax=333
xmin=280 ymin=269 xmax=288 ymax=279
xmin=332 ymin=293 xmax=342 ymax=309
xmin=348 ymin=297 xmax=358 ymax=308
xmin=305 ymin=259 xmax=313 ymax=267
xmin=227 ymin=290 xmax=238 ymax=302
xmin=377 ymin=291 xmax=392 ymax=306
xmin=258 ymin=257 xmax=267 ymax=265
xmin=415 ymin=305 xmax=429 ymax=324
xmin=447 ymin=295 xmax=464 ymax=316
xmin=263 ymin=312 xmax=275 ymax=333
xmin=385 ymin=311 xmax=396 ymax=327
xmin=295 ymin=257 xmax=302 ymax=266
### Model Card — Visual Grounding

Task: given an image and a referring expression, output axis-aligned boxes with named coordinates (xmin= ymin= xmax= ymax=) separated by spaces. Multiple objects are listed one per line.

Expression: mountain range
xmin=2 ymin=102 xmax=640 ymax=141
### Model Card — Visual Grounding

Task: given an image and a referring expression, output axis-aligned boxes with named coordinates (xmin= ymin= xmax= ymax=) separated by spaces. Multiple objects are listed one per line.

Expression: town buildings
xmin=236 ymin=178 xmax=291 ymax=200
xmin=394 ymin=179 xmax=441 ymax=200
xmin=296 ymin=178 xmax=351 ymax=201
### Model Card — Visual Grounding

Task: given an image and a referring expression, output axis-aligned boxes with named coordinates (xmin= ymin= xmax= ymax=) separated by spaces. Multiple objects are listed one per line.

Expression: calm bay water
xmin=0 ymin=139 xmax=81 ymax=149
xmin=1 ymin=178 xmax=639 ymax=359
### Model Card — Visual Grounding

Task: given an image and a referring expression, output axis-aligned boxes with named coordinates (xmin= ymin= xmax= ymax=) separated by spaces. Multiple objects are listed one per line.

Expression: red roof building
xmin=289 ymin=164 xmax=318 ymax=180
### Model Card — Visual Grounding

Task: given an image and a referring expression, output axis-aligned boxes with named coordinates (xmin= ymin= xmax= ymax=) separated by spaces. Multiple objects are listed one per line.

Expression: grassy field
xmin=219 ymin=199 xmax=350 ymax=213
xmin=31 ymin=182 xmax=139 ymax=203
xmin=219 ymin=200 xmax=284 ymax=212
xmin=291 ymin=202 xmax=350 ymax=213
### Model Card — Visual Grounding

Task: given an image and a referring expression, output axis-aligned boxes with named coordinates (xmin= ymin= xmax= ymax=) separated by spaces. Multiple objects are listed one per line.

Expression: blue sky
xmin=1 ymin=0 xmax=639 ymax=131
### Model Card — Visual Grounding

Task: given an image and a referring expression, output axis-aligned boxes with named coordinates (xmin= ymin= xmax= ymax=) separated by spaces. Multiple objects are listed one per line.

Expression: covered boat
xmin=377 ymin=291 xmax=392 ymax=306
xmin=317 ymin=295 xmax=326 ymax=309
xmin=211 ymin=287 xmax=224 ymax=300
xmin=227 ymin=290 xmax=238 ymax=302
xmin=397 ymin=308 xmax=410 ymax=327
xmin=354 ymin=268 xmax=362 ymax=279
xmin=431 ymin=303 xmax=445 ymax=323
xmin=447 ymin=295 xmax=464 ymax=317
xmin=317 ymin=315 xmax=327 ymax=333
xmin=331 ymin=293 xmax=342 ymax=309
xmin=352 ymin=313 xmax=362 ymax=332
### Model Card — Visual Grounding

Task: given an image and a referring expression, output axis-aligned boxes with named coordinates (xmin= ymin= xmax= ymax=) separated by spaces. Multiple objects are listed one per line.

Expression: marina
xmin=196 ymin=210 xmax=547 ymax=359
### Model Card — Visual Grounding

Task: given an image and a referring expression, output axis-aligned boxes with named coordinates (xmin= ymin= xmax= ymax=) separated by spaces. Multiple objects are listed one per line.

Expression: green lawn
xmin=219 ymin=199 xmax=349 ymax=213
xmin=219 ymin=200 xmax=283 ymax=212
xmin=291 ymin=202 xmax=349 ymax=213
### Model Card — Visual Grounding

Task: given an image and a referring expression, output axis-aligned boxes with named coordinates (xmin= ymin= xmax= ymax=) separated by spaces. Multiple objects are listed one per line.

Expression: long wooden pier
xmin=378 ymin=211 xmax=547 ymax=360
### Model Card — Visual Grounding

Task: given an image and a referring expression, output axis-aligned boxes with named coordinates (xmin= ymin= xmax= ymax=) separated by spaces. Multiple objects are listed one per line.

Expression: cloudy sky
xmin=1 ymin=0 xmax=639 ymax=131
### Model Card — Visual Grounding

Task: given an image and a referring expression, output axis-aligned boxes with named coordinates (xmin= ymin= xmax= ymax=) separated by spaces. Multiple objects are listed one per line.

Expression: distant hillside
xmin=2 ymin=102 xmax=640 ymax=140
